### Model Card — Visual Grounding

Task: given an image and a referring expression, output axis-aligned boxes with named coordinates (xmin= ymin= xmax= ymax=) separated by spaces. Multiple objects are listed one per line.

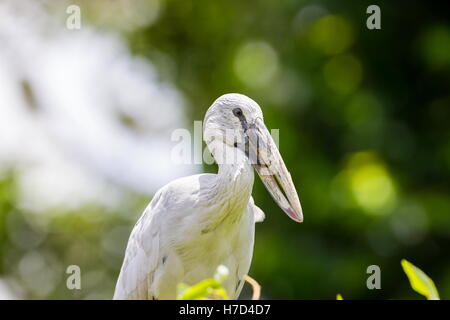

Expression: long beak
xmin=246 ymin=118 xmax=303 ymax=222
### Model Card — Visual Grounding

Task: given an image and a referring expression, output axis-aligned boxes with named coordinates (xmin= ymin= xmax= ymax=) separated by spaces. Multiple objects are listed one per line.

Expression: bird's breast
xmin=174 ymin=206 xmax=255 ymax=292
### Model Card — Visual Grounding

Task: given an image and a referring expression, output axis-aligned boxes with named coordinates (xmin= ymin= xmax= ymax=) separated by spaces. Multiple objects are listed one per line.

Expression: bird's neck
xmin=209 ymin=141 xmax=254 ymax=223
xmin=216 ymin=147 xmax=254 ymax=199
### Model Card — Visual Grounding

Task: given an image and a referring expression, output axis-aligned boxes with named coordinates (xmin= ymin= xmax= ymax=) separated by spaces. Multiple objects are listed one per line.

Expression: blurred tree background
xmin=0 ymin=0 xmax=449 ymax=299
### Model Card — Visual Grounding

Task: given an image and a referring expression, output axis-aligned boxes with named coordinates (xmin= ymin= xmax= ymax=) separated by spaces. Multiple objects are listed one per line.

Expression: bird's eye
xmin=232 ymin=108 xmax=243 ymax=117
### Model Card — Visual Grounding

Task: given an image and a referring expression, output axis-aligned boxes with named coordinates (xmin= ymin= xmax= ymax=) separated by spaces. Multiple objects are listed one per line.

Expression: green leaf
xmin=176 ymin=265 xmax=231 ymax=300
xmin=176 ymin=279 xmax=222 ymax=300
xmin=336 ymin=294 xmax=344 ymax=300
xmin=401 ymin=259 xmax=440 ymax=300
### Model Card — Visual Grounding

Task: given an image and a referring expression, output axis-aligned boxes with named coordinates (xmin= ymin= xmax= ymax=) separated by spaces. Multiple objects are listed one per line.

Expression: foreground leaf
xmin=177 ymin=265 xmax=230 ymax=300
xmin=401 ymin=259 xmax=440 ymax=300
xmin=177 ymin=279 xmax=229 ymax=300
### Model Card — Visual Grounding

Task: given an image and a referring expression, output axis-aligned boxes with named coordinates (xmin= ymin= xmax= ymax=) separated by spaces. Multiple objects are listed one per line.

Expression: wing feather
xmin=113 ymin=194 xmax=162 ymax=300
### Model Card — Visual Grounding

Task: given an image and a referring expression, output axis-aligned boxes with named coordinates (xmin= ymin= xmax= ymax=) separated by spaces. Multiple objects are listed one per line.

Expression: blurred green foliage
xmin=177 ymin=265 xmax=230 ymax=300
xmin=1 ymin=0 xmax=450 ymax=299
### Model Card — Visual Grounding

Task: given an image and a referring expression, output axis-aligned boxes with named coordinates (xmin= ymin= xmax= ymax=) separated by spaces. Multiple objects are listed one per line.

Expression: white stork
xmin=113 ymin=93 xmax=303 ymax=299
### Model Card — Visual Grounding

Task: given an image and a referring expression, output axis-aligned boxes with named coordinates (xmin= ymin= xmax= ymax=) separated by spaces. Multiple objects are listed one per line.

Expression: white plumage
xmin=114 ymin=94 xmax=302 ymax=299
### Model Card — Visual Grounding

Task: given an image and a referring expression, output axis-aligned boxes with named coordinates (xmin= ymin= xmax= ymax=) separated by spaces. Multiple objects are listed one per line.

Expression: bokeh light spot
xmin=419 ymin=25 xmax=450 ymax=68
xmin=323 ymin=54 xmax=362 ymax=94
xmin=347 ymin=152 xmax=397 ymax=214
xmin=345 ymin=91 xmax=383 ymax=128
xmin=390 ymin=202 xmax=429 ymax=245
xmin=309 ymin=15 xmax=355 ymax=55
xmin=234 ymin=41 xmax=279 ymax=88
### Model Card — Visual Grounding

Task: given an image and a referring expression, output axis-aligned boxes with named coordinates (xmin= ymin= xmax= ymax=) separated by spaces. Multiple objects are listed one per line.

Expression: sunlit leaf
xmin=177 ymin=279 xmax=223 ymax=300
xmin=336 ymin=294 xmax=344 ymax=300
xmin=177 ymin=265 xmax=231 ymax=300
xmin=401 ymin=259 xmax=440 ymax=300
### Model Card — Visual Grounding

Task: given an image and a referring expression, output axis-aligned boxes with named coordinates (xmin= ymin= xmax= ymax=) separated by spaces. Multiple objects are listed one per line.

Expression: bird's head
xmin=203 ymin=93 xmax=303 ymax=223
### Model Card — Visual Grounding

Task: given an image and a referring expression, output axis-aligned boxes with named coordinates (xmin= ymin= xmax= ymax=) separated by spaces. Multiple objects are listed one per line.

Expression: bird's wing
xmin=249 ymin=196 xmax=265 ymax=223
xmin=113 ymin=191 xmax=163 ymax=300
xmin=114 ymin=174 xmax=217 ymax=299
xmin=231 ymin=197 xmax=262 ymax=298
